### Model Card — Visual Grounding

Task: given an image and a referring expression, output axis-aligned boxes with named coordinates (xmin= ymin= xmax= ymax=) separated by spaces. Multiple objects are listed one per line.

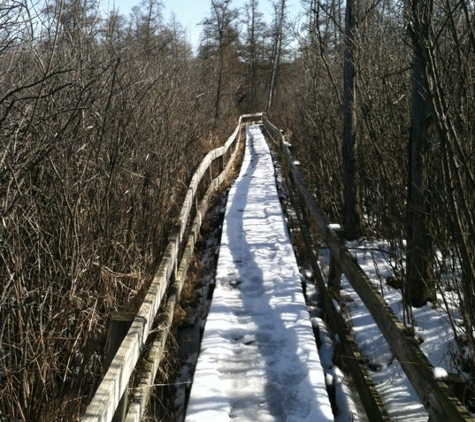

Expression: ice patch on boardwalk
xmin=185 ymin=125 xmax=333 ymax=421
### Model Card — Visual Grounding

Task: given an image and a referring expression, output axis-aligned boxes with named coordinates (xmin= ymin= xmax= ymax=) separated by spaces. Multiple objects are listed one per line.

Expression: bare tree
xmin=266 ymin=0 xmax=287 ymax=111
xmin=242 ymin=0 xmax=266 ymax=111
xmin=404 ymin=0 xmax=436 ymax=306
xmin=342 ymin=0 xmax=363 ymax=239
xmin=130 ymin=0 xmax=164 ymax=56
xmin=201 ymin=0 xmax=240 ymax=120
xmin=422 ymin=0 xmax=475 ymax=363
xmin=287 ymin=0 xmax=345 ymax=222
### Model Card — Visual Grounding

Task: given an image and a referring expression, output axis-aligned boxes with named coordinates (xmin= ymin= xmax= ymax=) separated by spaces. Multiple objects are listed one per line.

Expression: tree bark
xmin=405 ymin=0 xmax=436 ymax=307
xmin=266 ymin=0 xmax=286 ymax=111
xmin=342 ymin=0 xmax=362 ymax=240
xmin=245 ymin=0 xmax=259 ymax=111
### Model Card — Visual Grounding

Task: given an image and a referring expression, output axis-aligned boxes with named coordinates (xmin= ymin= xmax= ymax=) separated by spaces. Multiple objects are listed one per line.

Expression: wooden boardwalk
xmin=185 ymin=125 xmax=333 ymax=421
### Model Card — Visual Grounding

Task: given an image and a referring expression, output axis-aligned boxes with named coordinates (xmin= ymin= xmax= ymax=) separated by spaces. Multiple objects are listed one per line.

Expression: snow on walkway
xmin=185 ymin=125 xmax=334 ymax=421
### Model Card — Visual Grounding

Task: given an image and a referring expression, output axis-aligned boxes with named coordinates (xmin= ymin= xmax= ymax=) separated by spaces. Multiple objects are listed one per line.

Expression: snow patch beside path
xmin=185 ymin=125 xmax=334 ymax=421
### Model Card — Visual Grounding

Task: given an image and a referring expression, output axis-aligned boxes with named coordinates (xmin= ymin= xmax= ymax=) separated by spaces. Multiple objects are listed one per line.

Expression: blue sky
xmin=104 ymin=0 xmax=301 ymax=49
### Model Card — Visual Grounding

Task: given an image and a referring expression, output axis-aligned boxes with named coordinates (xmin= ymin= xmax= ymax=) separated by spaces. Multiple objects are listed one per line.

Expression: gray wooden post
xmin=328 ymin=253 xmax=342 ymax=299
xmin=218 ymin=155 xmax=224 ymax=174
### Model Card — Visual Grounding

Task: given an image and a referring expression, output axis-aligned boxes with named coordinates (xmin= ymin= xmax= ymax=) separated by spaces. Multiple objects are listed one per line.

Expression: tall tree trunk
xmin=405 ymin=0 xmax=435 ymax=307
xmin=342 ymin=0 xmax=362 ymax=240
xmin=246 ymin=0 xmax=259 ymax=111
xmin=215 ymin=50 xmax=224 ymax=119
xmin=204 ymin=0 xmax=239 ymax=120
xmin=266 ymin=0 xmax=286 ymax=111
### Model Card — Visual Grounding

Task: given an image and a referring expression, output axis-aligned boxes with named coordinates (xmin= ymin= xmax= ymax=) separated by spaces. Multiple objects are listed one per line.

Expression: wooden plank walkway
xmin=185 ymin=125 xmax=333 ymax=421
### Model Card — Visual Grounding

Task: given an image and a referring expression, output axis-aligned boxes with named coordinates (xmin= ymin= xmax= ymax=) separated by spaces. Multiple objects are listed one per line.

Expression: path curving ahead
xmin=185 ymin=125 xmax=334 ymax=421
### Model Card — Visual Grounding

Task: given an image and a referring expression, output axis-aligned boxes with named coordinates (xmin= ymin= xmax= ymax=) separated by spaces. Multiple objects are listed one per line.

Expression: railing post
xmin=218 ymin=155 xmax=224 ymax=174
xmin=328 ymin=253 xmax=342 ymax=299
xmin=105 ymin=312 xmax=136 ymax=422
xmin=328 ymin=227 xmax=345 ymax=298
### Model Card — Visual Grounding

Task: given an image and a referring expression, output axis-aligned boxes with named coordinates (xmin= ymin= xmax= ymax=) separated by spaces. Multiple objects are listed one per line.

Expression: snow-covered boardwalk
xmin=186 ymin=125 xmax=334 ymax=421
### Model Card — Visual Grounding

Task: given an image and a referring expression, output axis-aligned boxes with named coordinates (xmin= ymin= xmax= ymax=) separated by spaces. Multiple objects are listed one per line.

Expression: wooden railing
xmin=261 ymin=115 xmax=475 ymax=422
xmin=82 ymin=114 xmax=262 ymax=422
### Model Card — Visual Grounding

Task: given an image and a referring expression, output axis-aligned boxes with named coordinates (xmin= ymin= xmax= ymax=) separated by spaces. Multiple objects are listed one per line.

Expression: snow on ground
xmin=319 ymin=240 xmax=463 ymax=421
xmin=185 ymin=125 xmax=334 ymax=421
